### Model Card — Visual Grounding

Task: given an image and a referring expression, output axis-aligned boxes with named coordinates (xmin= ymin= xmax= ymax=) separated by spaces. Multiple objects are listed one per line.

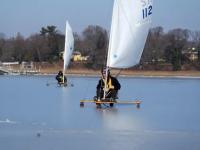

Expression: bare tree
xmin=82 ymin=25 xmax=108 ymax=69
xmin=11 ymin=33 xmax=27 ymax=63
xmin=0 ymin=38 xmax=5 ymax=59
xmin=164 ymin=29 xmax=190 ymax=70
xmin=142 ymin=26 xmax=165 ymax=65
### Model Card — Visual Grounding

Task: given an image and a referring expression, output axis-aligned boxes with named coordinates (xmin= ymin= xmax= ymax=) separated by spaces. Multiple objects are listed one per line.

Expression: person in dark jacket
xmin=96 ymin=67 xmax=121 ymax=100
xmin=56 ymin=71 xmax=67 ymax=85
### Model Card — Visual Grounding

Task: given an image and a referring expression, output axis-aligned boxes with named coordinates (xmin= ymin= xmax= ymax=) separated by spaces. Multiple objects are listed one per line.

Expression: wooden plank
xmin=80 ymin=99 xmax=141 ymax=104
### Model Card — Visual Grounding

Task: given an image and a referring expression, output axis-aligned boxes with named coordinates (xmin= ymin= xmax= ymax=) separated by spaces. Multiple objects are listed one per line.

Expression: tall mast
xmin=103 ymin=66 xmax=109 ymax=99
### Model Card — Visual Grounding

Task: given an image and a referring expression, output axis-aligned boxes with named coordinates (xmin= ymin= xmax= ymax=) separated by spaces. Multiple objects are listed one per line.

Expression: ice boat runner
xmin=80 ymin=0 xmax=153 ymax=107
xmin=56 ymin=21 xmax=74 ymax=87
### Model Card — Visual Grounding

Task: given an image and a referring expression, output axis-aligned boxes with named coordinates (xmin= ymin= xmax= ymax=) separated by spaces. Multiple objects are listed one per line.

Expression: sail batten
xmin=63 ymin=21 xmax=74 ymax=73
xmin=107 ymin=0 xmax=153 ymax=68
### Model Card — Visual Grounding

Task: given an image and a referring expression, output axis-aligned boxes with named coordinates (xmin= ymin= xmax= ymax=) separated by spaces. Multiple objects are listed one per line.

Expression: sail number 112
xmin=142 ymin=5 xmax=152 ymax=19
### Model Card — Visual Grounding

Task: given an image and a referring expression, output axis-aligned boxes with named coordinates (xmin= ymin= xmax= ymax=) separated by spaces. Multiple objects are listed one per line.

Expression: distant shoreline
xmin=38 ymin=68 xmax=200 ymax=78
xmin=2 ymin=66 xmax=200 ymax=78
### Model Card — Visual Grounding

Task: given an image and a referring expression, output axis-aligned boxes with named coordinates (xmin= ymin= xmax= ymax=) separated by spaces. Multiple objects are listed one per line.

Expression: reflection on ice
xmin=95 ymin=107 xmax=143 ymax=131
xmin=0 ymin=118 xmax=17 ymax=124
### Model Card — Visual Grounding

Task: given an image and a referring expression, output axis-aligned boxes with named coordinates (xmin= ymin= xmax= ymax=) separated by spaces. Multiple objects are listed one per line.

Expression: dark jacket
xmin=56 ymin=74 xmax=67 ymax=83
xmin=97 ymin=76 xmax=121 ymax=91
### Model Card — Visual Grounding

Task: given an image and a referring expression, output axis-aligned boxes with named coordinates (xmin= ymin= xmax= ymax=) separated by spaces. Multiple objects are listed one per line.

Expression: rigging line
xmin=115 ymin=69 xmax=123 ymax=78
xmin=104 ymin=35 xmax=109 ymax=67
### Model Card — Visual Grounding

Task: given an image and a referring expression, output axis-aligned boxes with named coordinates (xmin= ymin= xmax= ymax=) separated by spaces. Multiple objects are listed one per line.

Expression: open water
xmin=0 ymin=75 xmax=200 ymax=150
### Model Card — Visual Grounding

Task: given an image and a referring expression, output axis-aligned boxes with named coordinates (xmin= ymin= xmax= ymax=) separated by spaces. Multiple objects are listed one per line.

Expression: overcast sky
xmin=0 ymin=0 xmax=200 ymax=38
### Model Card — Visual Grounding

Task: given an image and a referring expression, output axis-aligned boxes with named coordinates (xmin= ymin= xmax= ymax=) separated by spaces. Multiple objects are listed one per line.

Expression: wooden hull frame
xmin=80 ymin=99 xmax=141 ymax=108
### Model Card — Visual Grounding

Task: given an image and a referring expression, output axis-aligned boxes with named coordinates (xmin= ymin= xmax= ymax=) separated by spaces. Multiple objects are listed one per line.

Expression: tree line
xmin=0 ymin=25 xmax=200 ymax=70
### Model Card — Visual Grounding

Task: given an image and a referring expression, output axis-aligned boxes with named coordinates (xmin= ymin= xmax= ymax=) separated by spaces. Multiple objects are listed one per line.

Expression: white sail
xmin=63 ymin=21 xmax=74 ymax=73
xmin=107 ymin=0 xmax=153 ymax=68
